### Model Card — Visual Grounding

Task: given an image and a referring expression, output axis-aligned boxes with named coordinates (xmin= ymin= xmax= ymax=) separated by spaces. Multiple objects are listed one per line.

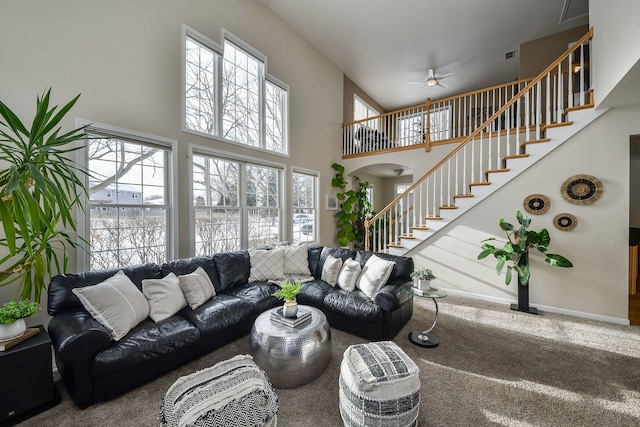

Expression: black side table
xmin=404 ymin=287 xmax=447 ymax=348
xmin=0 ymin=325 xmax=60 ymax=426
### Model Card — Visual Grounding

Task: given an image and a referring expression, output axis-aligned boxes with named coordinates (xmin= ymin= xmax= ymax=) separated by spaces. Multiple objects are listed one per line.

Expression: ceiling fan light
xmin=427 ymin=78 xmax=437 ymax=87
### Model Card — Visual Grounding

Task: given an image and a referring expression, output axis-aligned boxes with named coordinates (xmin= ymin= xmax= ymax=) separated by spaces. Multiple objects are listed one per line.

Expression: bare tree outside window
xmin=292 ymin=172 xmax=317 ymax=243
xmin=87 ymin=137 xmax=169 ymax=269
xmin=184 ymin=32 xmax=287 ymax=154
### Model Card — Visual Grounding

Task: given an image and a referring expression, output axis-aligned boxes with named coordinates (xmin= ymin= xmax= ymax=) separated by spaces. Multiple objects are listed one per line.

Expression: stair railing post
xmin=425 ymin=98 xmax=431 ymax=152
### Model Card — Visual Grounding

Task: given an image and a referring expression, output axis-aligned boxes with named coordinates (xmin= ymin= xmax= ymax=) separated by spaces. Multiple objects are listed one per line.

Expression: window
xmin=86 ymin=130 xmax=173 ymax=270
xmin=396 ymin=106 xmax=451 ymax=146
xmin=354 ymin=95 xmax=380 ymax=130
xmin=292 ymin=171 xmax=318 ymax=243
xmin=193 ymin=152 xmax=283 ymax=254
xmin=184 ymin=27 xmax=288 ymax=155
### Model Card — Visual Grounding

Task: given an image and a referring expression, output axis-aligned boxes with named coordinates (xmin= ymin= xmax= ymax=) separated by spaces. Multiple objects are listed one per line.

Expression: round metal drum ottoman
xmin=339 ymin=341 xmax=420 ymax=427
xmin=249 ymin=305 xmax=331 ymax=389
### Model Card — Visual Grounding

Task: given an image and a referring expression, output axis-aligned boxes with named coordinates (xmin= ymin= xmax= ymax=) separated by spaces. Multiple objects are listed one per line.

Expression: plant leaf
xmin=546 ymin=253 xmax=573 ymax=268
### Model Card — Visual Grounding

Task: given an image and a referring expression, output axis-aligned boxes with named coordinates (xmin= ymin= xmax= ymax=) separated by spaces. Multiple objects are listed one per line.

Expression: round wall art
xmin=553 ymin=213 xmax=578 ymax=231
xmin=560 ymin=174 xmax=603 ymax=205
xmin=523 ymin=194 xmax=550 ymax=215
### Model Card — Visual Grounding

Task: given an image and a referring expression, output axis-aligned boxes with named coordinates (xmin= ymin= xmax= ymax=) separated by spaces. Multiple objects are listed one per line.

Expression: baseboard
xmin=440 ymin=288 xmax=631 ymax=326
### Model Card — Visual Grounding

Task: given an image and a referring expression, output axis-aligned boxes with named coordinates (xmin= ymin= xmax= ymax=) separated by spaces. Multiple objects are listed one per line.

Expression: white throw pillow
xmin=337 ymin=258 xmax=362 ymax=292
xmin=73 ymin=270 xmax=150 ymax=341
xmin=284 ymin=244 xmax=311 ymax=276
xmin=249 ymin=248 xmax=285 ymax=282
xmin=356 ymin=255 xmax=396 ymax=299
xmin=142 ymin=273 xmax=188 ymax=322
xmin=178 ymin=267 xmax=216 ymax=310
xmin=321 ymin=254 xmax=343 ymax=287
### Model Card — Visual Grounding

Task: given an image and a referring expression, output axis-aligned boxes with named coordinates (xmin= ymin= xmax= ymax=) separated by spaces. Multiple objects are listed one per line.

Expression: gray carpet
xmin=17 ymin=294 xmax=640 ymax=426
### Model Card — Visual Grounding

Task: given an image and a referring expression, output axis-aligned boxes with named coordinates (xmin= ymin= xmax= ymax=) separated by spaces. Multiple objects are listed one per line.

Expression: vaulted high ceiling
xmin=258 ymin=0 xmax=589 ymax=111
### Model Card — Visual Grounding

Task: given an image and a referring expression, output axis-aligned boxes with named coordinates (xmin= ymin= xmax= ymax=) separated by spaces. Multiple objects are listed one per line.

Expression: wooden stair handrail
xmin=365 ymin=28 xmax=594 ymax=243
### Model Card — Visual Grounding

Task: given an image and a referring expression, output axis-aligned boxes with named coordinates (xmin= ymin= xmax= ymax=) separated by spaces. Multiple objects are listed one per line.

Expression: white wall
xmin=590 ymin=0 xmax=640 ymax=107
xmin=0 ymin=0 xmax=344 ymax=322
xmin=413 ymin=105 xmax=639 ymax=322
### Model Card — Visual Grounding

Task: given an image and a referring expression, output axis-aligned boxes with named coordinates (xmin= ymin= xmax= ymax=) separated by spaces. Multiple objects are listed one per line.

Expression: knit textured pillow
xmin=249 ymin=248 xmax=285 ymax=282
xmin=284 ymin=243 xmax=311 ymax=276
xmin=178 ymin=267 xmax=216 ymax=310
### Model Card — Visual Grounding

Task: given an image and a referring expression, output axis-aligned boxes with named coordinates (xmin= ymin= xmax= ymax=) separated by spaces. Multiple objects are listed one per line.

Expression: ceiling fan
xmin=409 ymin=68 xmax=454 ymax=89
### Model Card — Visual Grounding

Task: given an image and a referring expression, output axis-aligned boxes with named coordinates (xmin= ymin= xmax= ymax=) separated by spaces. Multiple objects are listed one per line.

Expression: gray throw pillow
xmin=178 ymin=267 xmax=216 ymax=310
xmin=143 ymin=272 xmax=188 ymax=322
xmin=73 ymin=270 xmax=150 ymax=341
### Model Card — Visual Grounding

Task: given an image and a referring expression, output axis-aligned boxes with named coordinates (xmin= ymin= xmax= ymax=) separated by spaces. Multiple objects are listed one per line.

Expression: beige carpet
xmin=17 ymin=294 xmax=640 ymax=426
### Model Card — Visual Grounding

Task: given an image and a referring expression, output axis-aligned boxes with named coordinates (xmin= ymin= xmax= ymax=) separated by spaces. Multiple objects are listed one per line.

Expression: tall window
xmin=184 ymin=27 xmax=288 ymax=155
xmin=292 ymin=171 xmax=318 ymax=243
xmin=87 ymin=133 xmax=171 ymax=269
xmin=354 ymin=95 xmax=380 ymax=130
xmin=193 ymin=153 xmax=283 ymax=254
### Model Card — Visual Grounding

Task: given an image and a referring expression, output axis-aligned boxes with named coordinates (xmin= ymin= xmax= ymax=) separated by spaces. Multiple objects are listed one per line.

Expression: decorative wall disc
xmin=523 ymin=194 xmax=550 ymax=215
xmin=553 ymin=213 xmax=577 ymax=231
xmin=561 ymin=174 xmax=603 ymax=205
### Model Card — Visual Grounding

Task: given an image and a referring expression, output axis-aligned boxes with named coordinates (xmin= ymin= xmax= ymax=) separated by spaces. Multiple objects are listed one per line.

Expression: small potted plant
xmin=410 ymin=268 xmax=436 ymax=290
xmin=272 ymin=281 xmax=303 ymax=318
xmin=0 ymin=300 xmax=41 ymax=341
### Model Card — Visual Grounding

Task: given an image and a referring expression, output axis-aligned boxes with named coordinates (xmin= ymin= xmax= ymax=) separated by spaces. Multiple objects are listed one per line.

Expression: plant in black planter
xmin=477 ymin=210 xmax=573 ymax=314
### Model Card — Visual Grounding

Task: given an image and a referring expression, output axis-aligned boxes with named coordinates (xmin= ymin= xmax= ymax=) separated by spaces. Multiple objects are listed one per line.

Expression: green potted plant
xmin=477 ymin=210 xmax=573 ymax=314
xmin=272 ymin=281 xmax=303 ymax=318
xmin=0 ymin=299 xmax=41 ymax=341
xmin=331 ymin=163 xmax=373 ymax=249
xmin=410 ymin=267 xmax=436 ymax=290
xmin=0 ymin=89 xmax=89 ymax=303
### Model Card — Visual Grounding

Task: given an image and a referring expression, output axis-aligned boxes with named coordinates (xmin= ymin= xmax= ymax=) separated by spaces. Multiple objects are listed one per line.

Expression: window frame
xmin=76 ymin=120 xmax=178 ymax=271
xmin=291 ymin=167 xmax=320 ymax=244
xmin=182 ymin=25 xmax=290 ymax=157
xmin=188 ymin=144 xmax=286 ymax=255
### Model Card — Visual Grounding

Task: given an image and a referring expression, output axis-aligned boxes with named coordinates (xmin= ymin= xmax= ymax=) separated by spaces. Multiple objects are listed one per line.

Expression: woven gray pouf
xmin=161 ymin=354 xmax=278 ymax=427
xmin=339 ymin=341 xmax=420 ymax=427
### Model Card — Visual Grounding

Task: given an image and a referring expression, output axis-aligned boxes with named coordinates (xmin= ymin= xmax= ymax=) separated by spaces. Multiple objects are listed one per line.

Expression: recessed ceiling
xmin=258 ymin=0 xmax=589 ymax=111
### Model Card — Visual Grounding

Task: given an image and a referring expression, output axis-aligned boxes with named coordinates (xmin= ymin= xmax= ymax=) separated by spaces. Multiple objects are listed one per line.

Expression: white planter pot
xmin=282 ymin=300 xmax=298 ymax=318
xmin=417 ymin=279 xmax=431 ymax=291
xmin=0 ymin=318 xmax=26 ymax=341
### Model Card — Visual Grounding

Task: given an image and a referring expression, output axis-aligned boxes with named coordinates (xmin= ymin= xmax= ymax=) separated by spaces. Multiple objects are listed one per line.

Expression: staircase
xmin=362 ymin=29 xmax=600 ymax=256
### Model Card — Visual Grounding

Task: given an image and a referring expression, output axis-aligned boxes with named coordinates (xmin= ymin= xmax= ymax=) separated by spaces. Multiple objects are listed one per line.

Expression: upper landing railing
xmin=363 ymin=28 xmax=593 ymax=252
xmin=342 ymin=29 xmax=592 ymax=158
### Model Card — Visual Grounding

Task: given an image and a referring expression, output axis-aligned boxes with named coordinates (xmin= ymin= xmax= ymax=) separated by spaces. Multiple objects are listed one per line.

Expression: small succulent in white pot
xmin=410 ymin=268 xmax=436 ymax=290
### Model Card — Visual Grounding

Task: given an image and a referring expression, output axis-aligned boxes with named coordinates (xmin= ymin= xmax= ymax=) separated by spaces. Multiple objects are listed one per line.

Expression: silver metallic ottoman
xmin=339 ymin=341 xmax=420 ymax=427
xmin=249 ymin=305 xmax=331 ymax=389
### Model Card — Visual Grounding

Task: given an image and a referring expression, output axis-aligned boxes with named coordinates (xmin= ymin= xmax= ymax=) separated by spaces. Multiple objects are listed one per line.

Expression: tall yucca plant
xmin=0 ymin=89 xmax=88 ymax=302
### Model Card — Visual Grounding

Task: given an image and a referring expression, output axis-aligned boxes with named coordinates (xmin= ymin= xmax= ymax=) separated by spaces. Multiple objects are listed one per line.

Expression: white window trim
xmin=182 ymin=25 xmax=290 ymax=158
xmin=187 ymin=144 xmax=287 ymax=256
xmin=291 ymin=166 xmax=320 ymax=243
xmin=354 ymin=94 xmax=380 ymax=119
xmin=76 ymin=119 xmax=178 ymax=271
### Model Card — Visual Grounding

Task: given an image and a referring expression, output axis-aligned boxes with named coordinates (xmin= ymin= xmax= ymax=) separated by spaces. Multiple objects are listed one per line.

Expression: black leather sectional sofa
xmin=47 ymin=245 xmax=414 ymax=408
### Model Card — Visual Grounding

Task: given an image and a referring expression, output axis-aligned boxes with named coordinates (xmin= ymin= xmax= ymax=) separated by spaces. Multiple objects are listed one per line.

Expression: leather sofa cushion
xmin=224 ymin=283 xmax=280 ymax=314
xmin=213 ymin=251 xmax=251 ymax=291
xmin=323 ymin=289 xmax=383 ymax=322
xmin=178 ymin=294 xmax=254 ymax=337
xmin=48 ymin=263 xmax=162 ymax=316
xmin=92 ymin=316 xmax=200 ymax=376
xmin=161 ymin=256 xmax=221 ymax=292
xmin=296 ymin=279 xmax=334 ymax=307
xmin=356 ymin=251 xmax=414 ymax=282
xmin=307 ymin=244 xmax=323 ymax=278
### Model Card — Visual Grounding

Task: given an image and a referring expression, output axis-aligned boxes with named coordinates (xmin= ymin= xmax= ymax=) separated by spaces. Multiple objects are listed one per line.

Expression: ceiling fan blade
xmin=437 ymin=73 xmax=454 ymax=80
xmin=427 ymin=69 xmax=436 ymax=79
xmin=408 ymin=81 xmax=426 ymax=85
xmin=437 ymin=82 xmax=448 ymax=88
